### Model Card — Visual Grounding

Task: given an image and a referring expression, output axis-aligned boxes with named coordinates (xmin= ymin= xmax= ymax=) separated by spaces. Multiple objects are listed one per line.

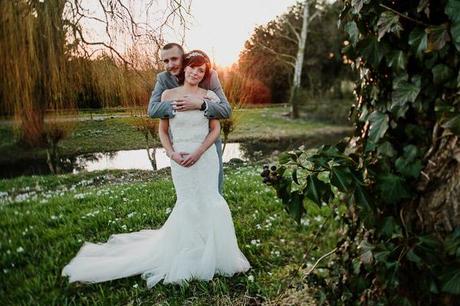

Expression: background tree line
xmin=223 ymin=0 xmax=356 ymax=121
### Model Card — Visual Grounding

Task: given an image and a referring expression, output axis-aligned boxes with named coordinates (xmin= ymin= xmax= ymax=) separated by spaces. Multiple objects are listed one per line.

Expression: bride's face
xmin=184 ymin=64 xmax=206 ymax=85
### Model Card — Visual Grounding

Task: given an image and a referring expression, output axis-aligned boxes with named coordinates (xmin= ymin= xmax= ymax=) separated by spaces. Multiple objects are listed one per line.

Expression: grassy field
xmin=0 ymin=164 xmax=343 ymax=305
xmin=0 ymin=106 xmax=351 ymax=165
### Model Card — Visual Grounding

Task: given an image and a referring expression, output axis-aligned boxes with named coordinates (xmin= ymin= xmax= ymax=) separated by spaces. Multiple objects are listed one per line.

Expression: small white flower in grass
xmin=165 ymin=207 xmax=172 ymax=214
xmin=280 ymin=239 xmax=285 ymax=243
xmin=3 ymin=269 xmax=9 ymax=274
xmin=247 ymin=275 xmax=255 ymax=282
xmin=121 ymin=224 xmax=127 ymax=230
xmin=314 ymin=216 xmax=323 ymax=222
xmin=74 ymin=193 xmax=85 ymax=199
xmin=127 ymin=212 xmax=136 ymax=218
xmin=6 ymin=250 xmax=11 ymax=255
xmin=16 ymin=247 xmax=24 ymax=253
xmin=256 ymin=224 xmax=261 ymax=230
xmin=133 ymin=283 xmax=139 ymax=288
xmin=51 ymin=215 xmax=58 ymax=220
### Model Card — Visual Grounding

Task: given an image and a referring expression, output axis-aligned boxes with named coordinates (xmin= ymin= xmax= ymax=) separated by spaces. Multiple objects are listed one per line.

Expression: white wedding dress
xmin=61 ymin=91 xmax=251 ymax=288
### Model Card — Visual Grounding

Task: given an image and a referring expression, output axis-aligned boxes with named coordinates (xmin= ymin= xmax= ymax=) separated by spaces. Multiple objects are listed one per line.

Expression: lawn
xmin=0 ymin=164 xmax=342 ymax=305
xmin=229 ymin=106 xmax=348 ymax=141
xmin=0 ymin=106 xmax=351 ymax=165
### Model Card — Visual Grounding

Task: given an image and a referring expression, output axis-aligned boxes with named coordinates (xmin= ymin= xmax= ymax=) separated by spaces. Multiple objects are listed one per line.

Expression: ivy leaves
xmin=390 ymin=75 xmax=421 ymax=118
xmin=264 ymin=0 xmax=460 ymax=303
xmin=366 ymin=111 xmax=389 ymax=151
xmin=409 ymin=27 xmax=428 ymax=58
xmin=395 ymin=145 xmax=423 ymax=179
xmin=446 ymin=0 xmax=460 ymax=51
xmin=358 ymin=37 xmax=385 ymax=67
xmin=263 ymin=145 xmax=374 ymax=224
xmin=377 ymin=11 xmax=402 ymax=41
xmin=387 ymin=50 xmax=407 ymax=71
xmin=344 ymin=21 xmax=359 ymax=46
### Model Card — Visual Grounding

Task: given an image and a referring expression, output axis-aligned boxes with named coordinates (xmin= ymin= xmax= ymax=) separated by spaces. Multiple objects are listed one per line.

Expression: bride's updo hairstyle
xmin=178 ymin=50 xmax=211 ymax=84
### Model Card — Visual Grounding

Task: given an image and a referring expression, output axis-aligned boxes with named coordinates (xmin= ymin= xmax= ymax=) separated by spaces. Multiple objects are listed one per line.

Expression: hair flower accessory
xmin=185 ymin=51 xmax=205 ymax=59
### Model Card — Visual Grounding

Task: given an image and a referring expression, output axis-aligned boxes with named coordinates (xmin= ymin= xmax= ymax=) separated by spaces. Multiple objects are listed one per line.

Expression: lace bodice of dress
xmin=169 ymin=90 xmax=220 ymax=144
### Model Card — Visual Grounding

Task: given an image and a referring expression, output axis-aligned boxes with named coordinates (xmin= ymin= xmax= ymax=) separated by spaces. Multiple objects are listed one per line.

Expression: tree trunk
xmin=290 ymin=0 xmax=309 ymax=119
xmin=19 ymin=106 xmax=46 ymax=147
xmin=46 ymin=137 xmax=60 ymax=174
xmin=145 ymin=132 xmax=157 ymax=170
xmin=414 ymin=134 xmax=460 ymax=233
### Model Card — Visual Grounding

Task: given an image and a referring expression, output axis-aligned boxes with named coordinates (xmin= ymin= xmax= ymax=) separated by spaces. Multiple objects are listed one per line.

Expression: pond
xmin=0 ymin=131 xmax=349 ymax=179
xmin=72 ymin=143 xmax=245 ymax=173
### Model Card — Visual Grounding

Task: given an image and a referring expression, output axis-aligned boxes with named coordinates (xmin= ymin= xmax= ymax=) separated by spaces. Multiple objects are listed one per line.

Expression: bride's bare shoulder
xmin=161 ymin=87 xmax=182 ymax=101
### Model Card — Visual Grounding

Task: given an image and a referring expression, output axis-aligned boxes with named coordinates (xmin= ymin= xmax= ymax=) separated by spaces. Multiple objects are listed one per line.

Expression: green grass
xmin=0 ymin=117 xmax=147 ymax=164
xmin=229 ymin=106 xmax=346 ymax=141
xmin=0 ymin=106 xmax=351 ymax=165
xmin=0 ymin=164 xmax=342 ymax=305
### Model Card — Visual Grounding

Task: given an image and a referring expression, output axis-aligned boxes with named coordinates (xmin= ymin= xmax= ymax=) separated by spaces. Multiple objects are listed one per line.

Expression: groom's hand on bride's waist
xmin=172 ymin=96 xmax=203 ymax=111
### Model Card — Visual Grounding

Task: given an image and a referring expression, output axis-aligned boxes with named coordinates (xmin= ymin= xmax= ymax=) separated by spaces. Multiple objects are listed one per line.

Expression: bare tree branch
xmin=257 ymin=42 xmax=296 ymax=68
xmin=64 ymin=0 xmax=192 ymax=71
xmin=308 ymin=10 xmax=321 ymax=23
xmin=285 ymin=19 xmax=301 ymax=42
xmin=278 ymin=32 xmax=298 ymax=44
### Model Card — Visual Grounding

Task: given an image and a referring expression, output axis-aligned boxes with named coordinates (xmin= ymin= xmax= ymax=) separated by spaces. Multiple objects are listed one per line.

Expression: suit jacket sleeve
xmin=147 ymin=73 xmax=175 ymax=119
xmin=203 ymin=70 xmax=232 ymax=119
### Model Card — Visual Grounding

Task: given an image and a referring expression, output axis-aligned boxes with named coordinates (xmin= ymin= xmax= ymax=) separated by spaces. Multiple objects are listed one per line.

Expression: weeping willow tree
xmin=0 ymin=0 xmax=191 ymax=150
xmin=0 ymin=1 xmax=71 ymax=146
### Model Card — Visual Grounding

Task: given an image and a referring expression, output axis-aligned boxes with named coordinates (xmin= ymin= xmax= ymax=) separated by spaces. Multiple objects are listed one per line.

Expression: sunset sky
xmin=177 ymin=0 xmax=299 ymax=67
xmin=82 ymin=0 xmax=299 ymax=67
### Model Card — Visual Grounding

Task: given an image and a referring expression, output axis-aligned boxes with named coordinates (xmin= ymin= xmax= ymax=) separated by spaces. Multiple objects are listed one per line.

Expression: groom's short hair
xmin=162 ymin=43 xmax=184 ymax=54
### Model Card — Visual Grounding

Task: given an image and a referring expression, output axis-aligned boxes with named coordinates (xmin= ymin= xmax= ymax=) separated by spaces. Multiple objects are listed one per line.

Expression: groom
xmin=147 ymin=43 xmax=232 ymax=195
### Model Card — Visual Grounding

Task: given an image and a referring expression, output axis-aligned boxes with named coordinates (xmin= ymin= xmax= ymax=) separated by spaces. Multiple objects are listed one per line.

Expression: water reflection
xmin=73 ymin=143 xmax=246 ymax=173
xmin=1 ymin=130 xmax=349 ymax=179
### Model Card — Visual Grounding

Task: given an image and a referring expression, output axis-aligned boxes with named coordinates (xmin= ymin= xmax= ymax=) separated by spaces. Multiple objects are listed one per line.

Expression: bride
xmin=61 ymin=51 xmax=251 ymax=288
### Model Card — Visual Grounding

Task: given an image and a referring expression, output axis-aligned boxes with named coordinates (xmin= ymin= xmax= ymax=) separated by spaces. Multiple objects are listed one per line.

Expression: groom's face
xmin=160 ymin=46 xmax=183 ymax=76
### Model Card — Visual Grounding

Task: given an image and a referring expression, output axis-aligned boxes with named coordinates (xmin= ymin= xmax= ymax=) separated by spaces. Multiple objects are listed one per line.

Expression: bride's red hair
xmin=178 ymin=50 xmax=211 ymax=84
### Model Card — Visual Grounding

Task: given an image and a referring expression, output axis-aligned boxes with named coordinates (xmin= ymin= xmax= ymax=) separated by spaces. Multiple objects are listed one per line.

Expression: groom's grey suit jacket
xmin=147 ymin=70 xmax=232 ymax=195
